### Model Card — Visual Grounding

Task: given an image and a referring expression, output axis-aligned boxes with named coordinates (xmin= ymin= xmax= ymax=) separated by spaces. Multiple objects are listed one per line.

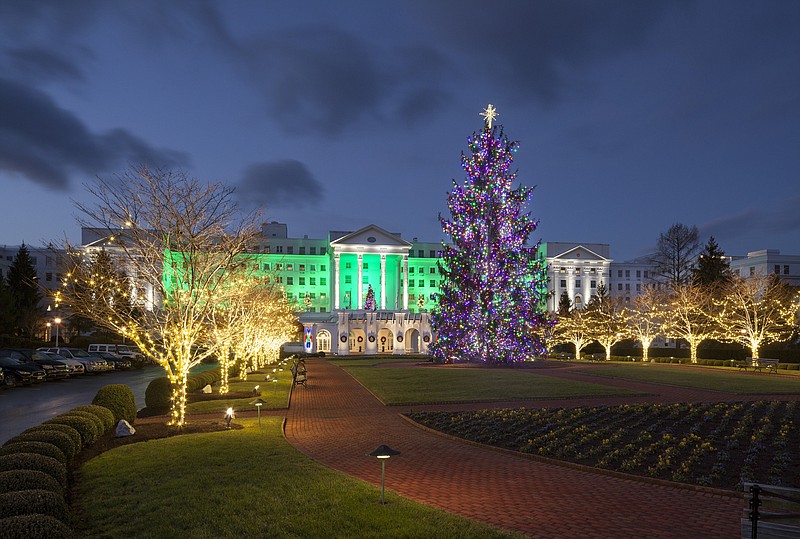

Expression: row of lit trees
xmin=551 ymin=274 xmax=800 ymax=362
xmin=56 ymin=167 xmax=298 ymax=426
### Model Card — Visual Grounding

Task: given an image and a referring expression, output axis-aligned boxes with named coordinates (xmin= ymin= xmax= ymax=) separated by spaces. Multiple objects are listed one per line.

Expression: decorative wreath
xmin=368 ymin=335 xmax=375 ymax=343
xmin=357 ymin=336 xmax=363 ymax=343
xmin=340 ymin=335 xmax=348 ymax=343
xmin=397 ymin=335 xmax=404 ymax=343
xmin=423 ymin=335 xmax=430 ymax=343
xmin=380 ymin=336 xmax=386 ymax=343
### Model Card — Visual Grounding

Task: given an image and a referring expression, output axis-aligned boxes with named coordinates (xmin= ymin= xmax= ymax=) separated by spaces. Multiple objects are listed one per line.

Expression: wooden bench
xmin=742 ymin=483 xmax=800 ymax=538
xmin=738 ymin=358 xmax=779 ymax=374
xmin=291 ymin=360 xmax=307 ymax=386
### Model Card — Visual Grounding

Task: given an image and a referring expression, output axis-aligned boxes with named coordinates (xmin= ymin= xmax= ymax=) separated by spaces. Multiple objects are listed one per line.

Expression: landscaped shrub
xmin=92 ymin=384 xmax=136 ymax=424
xmin=145 ymin=376 xmax=171 ymax=411
xmin=788 ymin=363 xmax=800 ymax=371
xmin=62 ymin=410 xmax=107 ymax=437
xmin=0 ymin=514 xmax=73 ymax=538
xmin=43 ymin=415 xmax=99 ymax=447
xmin=0 ymin=489 xmax=68 ymax=522
xmin=20 ymin=425 xmax=81 ymax=459
xmin=0 ymin=454 xmax=66 ymax=488
xmin=0 ymin=442 xmax=66 ymax=465
xmin=3 ymin=431 xmax=77 ymax=462
xmin=70 ymin=405 xmax=116 ymax=432
xmin=0 ymin=470 xmax=63 ymax=496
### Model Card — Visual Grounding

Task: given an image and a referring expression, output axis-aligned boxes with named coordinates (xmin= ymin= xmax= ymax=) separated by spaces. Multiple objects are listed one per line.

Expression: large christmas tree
xmin=430 ymin=105 xmax=551 ymax=365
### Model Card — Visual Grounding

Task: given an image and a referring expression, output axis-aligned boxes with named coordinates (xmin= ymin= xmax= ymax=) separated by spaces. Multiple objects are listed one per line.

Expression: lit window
xmin=286 ymin=264 xmax=293 ymax=271
xmin=276 ymin=264 xmax=283 ymax=271
xmin=299 ymin=264 xmax=305 ymax=272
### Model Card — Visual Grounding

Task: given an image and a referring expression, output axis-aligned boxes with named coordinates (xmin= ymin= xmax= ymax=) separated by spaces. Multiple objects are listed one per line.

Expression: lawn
xmin=342 ymin=365 xmax=636 ymax=405
xmin=185 ymin=367 xmax=294 ymax=414
xmin=585 ymin=363 xmax=800 ymax=394
xmin=72 ymin=417 xmax=521 ymax=538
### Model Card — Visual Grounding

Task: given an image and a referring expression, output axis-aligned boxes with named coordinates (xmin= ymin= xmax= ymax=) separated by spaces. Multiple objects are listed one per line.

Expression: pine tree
xmin=692 ymin=236 xmax=731 ymax=288
xmin=430 ymin=105 xmax=551 ymax=365
xmin=6 ymin=244 xmax=43 ymax=337
xmin=363 ymin=284 xmax=376 ymax=311
xmin=557 ymin=292 xmax=572 ymax=316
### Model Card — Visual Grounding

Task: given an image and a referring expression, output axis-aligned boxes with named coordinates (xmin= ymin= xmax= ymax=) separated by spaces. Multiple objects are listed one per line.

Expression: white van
xmin=88 ymin=344 xmax=142 ymax=360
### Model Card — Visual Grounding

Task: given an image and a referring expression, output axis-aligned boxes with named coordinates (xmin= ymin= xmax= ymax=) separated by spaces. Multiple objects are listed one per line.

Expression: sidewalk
xmin=284 ymin=359 xmax=745 ymax=538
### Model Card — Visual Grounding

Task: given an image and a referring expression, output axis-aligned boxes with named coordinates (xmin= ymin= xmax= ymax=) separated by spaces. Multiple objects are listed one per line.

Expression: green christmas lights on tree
xmin=430 ymin=104 xmax=552 ymax=365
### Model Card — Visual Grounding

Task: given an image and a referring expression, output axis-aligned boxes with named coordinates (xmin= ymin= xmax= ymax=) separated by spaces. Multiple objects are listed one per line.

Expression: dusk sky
xmin=1 ymin=1 xmax=798 ymax=261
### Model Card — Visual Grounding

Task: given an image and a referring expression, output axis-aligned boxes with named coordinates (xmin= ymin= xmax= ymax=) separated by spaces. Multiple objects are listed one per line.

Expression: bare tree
xmin=551 ymin=308 xmax=592 ymax=359
xmin=584 ymin=294 xmax=630 ymax=360
xmin=627 ymin=285 xmax=667 ymax=361
xmin=662 ymin=283 xmax=719 ymax=363
xmin=712 ymin=273 xmax=799 ymax=359
xmin=59 ymin=166 xmax=261 ymax=426
xmin=650 ymin=223 xmax=700 ymax=288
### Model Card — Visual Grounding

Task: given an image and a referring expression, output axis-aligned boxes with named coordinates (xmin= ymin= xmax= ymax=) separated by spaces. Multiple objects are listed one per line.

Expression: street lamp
xmin=249 ymin=398 xmax=266 ymax=427
xmin=54 ymin=318 xmax=62 ymax=347
xmin=367 ymin=444 xmax=400 ymax=504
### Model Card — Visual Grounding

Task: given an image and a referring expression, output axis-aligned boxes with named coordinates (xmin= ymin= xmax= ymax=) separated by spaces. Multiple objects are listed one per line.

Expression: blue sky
xmin=1 ymin=1 xmax=798 ymax=261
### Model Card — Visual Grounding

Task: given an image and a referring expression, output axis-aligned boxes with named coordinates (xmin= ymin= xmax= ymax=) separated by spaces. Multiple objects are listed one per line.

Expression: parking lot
xmin=0 ymin=364 xmax=165 ymax=444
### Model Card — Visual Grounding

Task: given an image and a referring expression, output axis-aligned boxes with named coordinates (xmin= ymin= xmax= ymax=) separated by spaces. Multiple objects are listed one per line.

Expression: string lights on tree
xmin=430 ymin=105 xmax=552 ymax=365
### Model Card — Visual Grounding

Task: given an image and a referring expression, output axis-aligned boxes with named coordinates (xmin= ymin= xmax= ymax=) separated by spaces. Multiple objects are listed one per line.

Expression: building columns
xmin=380 ymin=254 xmax=386 ymax=309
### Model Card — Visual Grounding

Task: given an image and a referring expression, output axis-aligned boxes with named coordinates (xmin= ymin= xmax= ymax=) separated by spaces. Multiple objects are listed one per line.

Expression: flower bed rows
xmin=408 ymin=401 xmax=800 ymax=490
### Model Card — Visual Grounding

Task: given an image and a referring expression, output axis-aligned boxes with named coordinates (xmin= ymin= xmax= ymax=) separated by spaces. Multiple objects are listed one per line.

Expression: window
xmin=618 ymin=283 xmax=623 ymax=291
xmin=299 ymin=264 xmax=305 ymax=272
xmin=276 ymin=276 xmax=283 ymax=283
xmin=409 ymin=279 xmax=415 ymax=287
xmin=286 ymin=264 xmax=293 ymax=271
xmin=46 ymin=272 xmax=52 ymax=282
xmin=775 ymin=265 xmax=781 ymax=274
xmin=275 ymin=246 xmax=283 ymax=254
xmin=286 ymin=277 xmax=293 ymax=285
xmin=299 ymin=247 xmax=305 ymax=255
xmin=265 ymin=247 xmax=271 ymax=254
xmin=636 ymin=284 xmax=641 ymax=291
xmin=320 ymin=278 xmax=326 ymax=285
xmin=310 ymin=277 xmax=316 ymax=285
xmin=345 ymin=276 xmax=352 ymax=284
xmin=430 ymin=280 xmax=435 ymax=287
xmin=285 ymin=292 xmax=291 ymax=298
xmin=785 ymin=265 xmax=790 ymax=275
xmin=430 ymin=250 xmax=436 ymax=258
xmin=320 ymin=293 xmax=326 ymax=299
xmin=363 ymin=262 xmax=368 ymax=269
xmin=575 ymin=267 xmax=581 ymax=275
xmin=263 ymin=263 xmax=270 ymax=271
xmin=362 ymin=276 xmax=368 ymax=284
xmin=310 ymin=247 xmax=317 ymax=255
xmin=625 ymin=284 xmax=630 ymax=291
xmin=418 ymin=250 xmax=424 ymax=257
xmin=299 ymin=277 xmax=306 ymax=285
xmin=345 ymin=262 xmax=351 ymax=269
xmin=409 ymin=267 xmax=415 ymax=273
xmin=310 ymin=293 xmax=316 ymax=299
xmin=625 ymin=270 xmax=630 ymax=278
xmin=430 ymin=267 xmax=436 ymax=274
xmin=559 ymin=268 xmax=565 ymax=273
xmin=287 ymin=246 xmax=294 ymax=254
xmin=644 ymin=271 xmax=649 ymax=279
xmin=575 ymin=279 xmax=581 ymax=288
xmin=617 ymin=270 xmax=622 ymax=278
xmin=320 ymin=265 xmax=326 ymax=271
xmin=276 ymin=264 xmax=283 ymax=271
xmin=311 ymin=265 xmax=316 ymax=272
xmin=590 ymin=280 xmax=596 ymax=288
xmin=409 ymin=294 xmax=415 ymax=301
xmin=560 ymin=279 xmax=566 ymax=288
xmin=636 ymin=270 xmax=641 ymax=278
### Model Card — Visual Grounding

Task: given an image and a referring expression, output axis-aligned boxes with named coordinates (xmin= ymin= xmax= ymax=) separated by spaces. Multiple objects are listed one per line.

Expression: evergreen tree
xmin=430 ymin=105 xmax=551 ymax=365
xmin=692 ymin=236 xmax=731 ymax=288
xmin=0 ymin=270 xmax=12 ymax=335
xmin=6 ymin=244 xmax=43 ymax=337
xmin=557 ymin=292 xmax=572 ymax=316
xmin=363 ymin=284 xmax=376 ymax=311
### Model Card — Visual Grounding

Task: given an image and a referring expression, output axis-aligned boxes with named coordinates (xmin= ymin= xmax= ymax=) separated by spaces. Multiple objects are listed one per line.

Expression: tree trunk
xmin=169 ymin=370 xmax=189 ymax=427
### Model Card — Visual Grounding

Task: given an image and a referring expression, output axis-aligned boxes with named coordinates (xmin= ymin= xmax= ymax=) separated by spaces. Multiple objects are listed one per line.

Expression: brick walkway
xmin=284 ymin=360 xmax=749 ymax=538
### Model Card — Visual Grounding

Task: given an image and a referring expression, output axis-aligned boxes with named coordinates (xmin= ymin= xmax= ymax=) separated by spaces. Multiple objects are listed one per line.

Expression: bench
xmin=742 ymin=483 xmax=800 ymax=538
xmin=291 ymin=360 xmax=307 ymax=386
xmin=737 ymin=358 xmax=779 ymax=374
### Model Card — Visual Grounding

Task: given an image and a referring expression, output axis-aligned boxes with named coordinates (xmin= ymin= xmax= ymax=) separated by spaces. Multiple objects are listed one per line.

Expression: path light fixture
xmin=252 ymin=385 xmax=260 ymax=396
xmin=224 ymin=407 xmax=234 ymax=429
xmin=367 ymin=444 xmax=400 ymax=505
xmin=272 ymin=378 xmax=278 ymax=393
xmin=249 ymin=398 xmax=266 ymax=427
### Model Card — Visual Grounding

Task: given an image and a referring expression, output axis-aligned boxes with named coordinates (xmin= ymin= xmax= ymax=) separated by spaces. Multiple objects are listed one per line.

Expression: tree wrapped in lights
xmin=363 ymin=284 xmax=376 ymax=311
xmin=551 ymin=307 xmax=591 ymax=359
xmin=430 ymin=105 xmax=551 ymax=365
xmin=662 ymin=283 xmax=719 ymax=363
xmin=627 ymin=285 xmax=667 ymax=361
xmin=584 ymin=288 xmax=630 ymax=360
xmin=712 ymin=273 xmax=799 ymax=359
xmin=59 ymin=166 xmax=260 ymax=427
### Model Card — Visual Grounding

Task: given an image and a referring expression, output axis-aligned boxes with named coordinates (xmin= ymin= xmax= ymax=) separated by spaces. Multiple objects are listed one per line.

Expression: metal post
xmin=750 ymin=484 xmax=761 ymax=539
xmin=380 ymin=459 xmax=386 ymax=505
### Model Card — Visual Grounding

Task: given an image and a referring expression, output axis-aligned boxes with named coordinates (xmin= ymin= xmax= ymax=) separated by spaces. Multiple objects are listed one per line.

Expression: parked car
xmin=0 ymin=356 xmax=47 ymax=387
xmin=37 ymin=347 xmax=111 ymax=374
xmin=38 ymin=351 xmax=85 ymax=375
xmin=96 ymin=352 xmax=132 ymax=370
xmin=0 ymin=348 xmax=71 ymax=381
xmin=88 ymin=343 xmax=144 ymax=362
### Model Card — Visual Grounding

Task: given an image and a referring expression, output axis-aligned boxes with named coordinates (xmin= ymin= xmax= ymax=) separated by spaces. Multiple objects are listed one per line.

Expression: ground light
xmin=367 ymin=444 xmax=400 ymax=505
xmin=224 ymin=407 xmax=234 ymax=429
xmin=250 ymin=398 xmax=266 ymax=427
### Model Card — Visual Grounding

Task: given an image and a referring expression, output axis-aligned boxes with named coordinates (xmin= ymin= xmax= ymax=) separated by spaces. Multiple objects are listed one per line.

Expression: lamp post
xmin=250 ymin=398 xmax=266 ymax=427
xmin=46 ymin=322 xmax=51 ymax=342
xmin=367 ymin=444 xmax=400 ymax=504
xmin=54 ymin=318 xmax=62 ymax=347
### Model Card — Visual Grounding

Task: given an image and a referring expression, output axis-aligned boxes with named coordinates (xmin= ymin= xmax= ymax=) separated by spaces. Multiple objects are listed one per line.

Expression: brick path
xmin=284 ymin=360 xmax=750 ymax=538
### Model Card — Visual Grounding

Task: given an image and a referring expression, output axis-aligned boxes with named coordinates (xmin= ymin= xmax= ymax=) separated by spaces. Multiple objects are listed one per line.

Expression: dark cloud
xmin=0 ymin=78 xmax=189 ymax=190
xmin=6 ymin=47 xmax=85 ymax=83
xmin=410 ymin=0 xmax=688 ymax=103
xmin=700 ymin=198 xmax=800 ymax=248
xmin=237 ymin=160 xmax=324 ymax=209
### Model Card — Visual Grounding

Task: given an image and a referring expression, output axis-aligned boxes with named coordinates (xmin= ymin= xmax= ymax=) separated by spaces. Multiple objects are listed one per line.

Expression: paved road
xmin=0 ymin=364 xmax=216 ymax=444
xmin=284 ymin=360 xmax=747 ymax=539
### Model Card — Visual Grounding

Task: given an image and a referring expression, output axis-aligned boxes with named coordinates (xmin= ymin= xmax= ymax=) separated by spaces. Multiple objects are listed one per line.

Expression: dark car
xmin=0 ymin=356 xmax=46 ymax=387
xmin=96 ymin=352 xmax=132 ymax=370
xmin=0 ymin=348 xmax=71 ymax=381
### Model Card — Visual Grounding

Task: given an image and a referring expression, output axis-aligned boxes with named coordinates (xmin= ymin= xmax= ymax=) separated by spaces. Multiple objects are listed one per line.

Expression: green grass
xmin=72 ymin=418 xmax=521 ymax=538
xmin=329 ymin=357 xmax=424 ymax=367
xmin=185 ymin=369 xmax=294 ymax=414
xmin=587 ymin=363 xmax=800 ymax=394
xmin=342 ymin=366 xmax=636 ymax=405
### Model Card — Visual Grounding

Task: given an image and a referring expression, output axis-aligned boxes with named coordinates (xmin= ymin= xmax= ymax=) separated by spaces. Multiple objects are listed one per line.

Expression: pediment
xmin=552 ymin=245 xmax=609 ymax=262
xmin=330 ymin=224 xmax=412 ymax=249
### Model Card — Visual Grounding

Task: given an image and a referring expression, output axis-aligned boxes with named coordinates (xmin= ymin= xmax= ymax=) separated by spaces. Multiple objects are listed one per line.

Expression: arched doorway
xmin=378 ymin=328 xmax=394 ymax=353
xmin=317 ymin=330 xmax=331 ymax=353
xmin=349 ymin=328 xmax=367 ymax=354
xmin=404 ymin=328 xmax=420 ymax=353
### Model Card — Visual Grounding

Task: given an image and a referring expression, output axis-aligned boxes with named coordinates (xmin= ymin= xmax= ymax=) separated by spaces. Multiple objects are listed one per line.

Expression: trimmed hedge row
xmin=146 ymin=367 xmax=223 ymax=412
xmin=0 ymin=388 xmax=131 ymax=536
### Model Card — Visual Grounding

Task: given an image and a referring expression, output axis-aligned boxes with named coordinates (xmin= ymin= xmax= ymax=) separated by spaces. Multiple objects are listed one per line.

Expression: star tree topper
xmin=480 ymin=103 xmax=498 ymax=128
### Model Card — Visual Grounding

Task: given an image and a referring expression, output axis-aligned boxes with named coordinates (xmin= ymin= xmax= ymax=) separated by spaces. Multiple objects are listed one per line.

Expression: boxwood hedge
xmin=0 ymin=470 xmax=63 ymax=496
xmin=92 ymin=384 xmax=136 ymax=424
xmin=0 ymin=442 xmax=66 ymax=465
xmin=70 ymin=405 xmax=115 ymax=432
xmin=2 ymin=431 xmax=77 ymax=462
xmin=43 ymin=415 xmax=99 ymax=448
xmin=0 ymin=454 xmax=66 ymax=488
xmin=0 ymin=489 xmax=67 ymax=522
xmin=18 ymin=426 xmax=81 ymax=460
xmin=0 ymin=514 xmax=73 ymax=538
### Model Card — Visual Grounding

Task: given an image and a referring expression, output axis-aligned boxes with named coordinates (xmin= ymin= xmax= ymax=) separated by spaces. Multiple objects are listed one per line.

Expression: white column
xmin=402 ymin=254 xmax=409 ymax=310
xmin=334 ymin=253 xmax=340 ymax=309
xmin=357 ymin=253 xmax=363 ymax=309
xmin=380 ymin=254 xmax=386 ymax=310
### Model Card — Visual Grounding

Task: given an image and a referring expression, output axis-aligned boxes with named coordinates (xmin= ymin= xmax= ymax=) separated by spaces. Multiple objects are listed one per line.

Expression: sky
xmin=1 ymin=0 xmax=798 ymax=261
